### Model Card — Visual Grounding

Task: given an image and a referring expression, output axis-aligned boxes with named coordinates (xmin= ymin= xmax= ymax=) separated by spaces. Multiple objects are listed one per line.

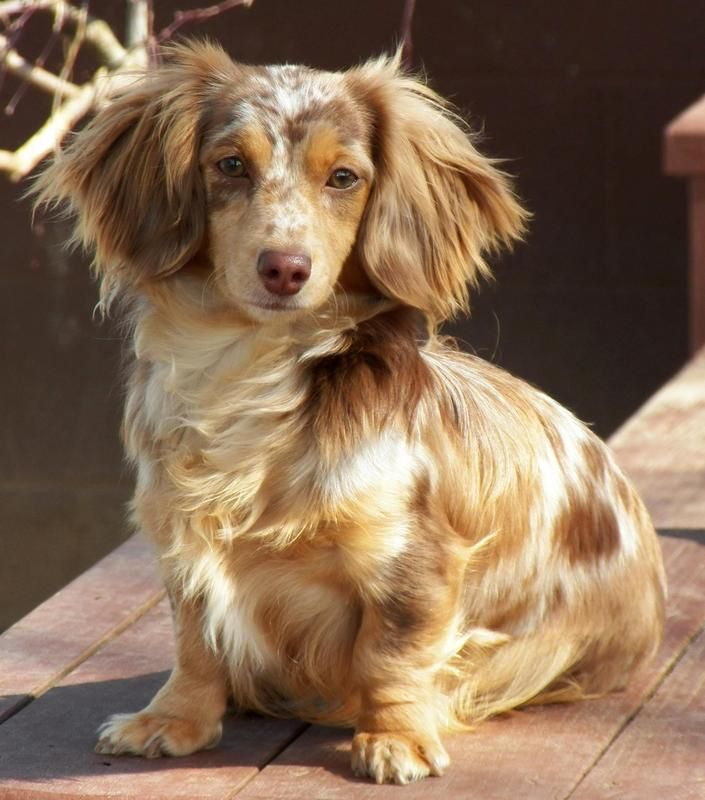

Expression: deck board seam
xmin=0 ymin=695 xmax=31 ymax=725
xmin=0 ymin=588 xmax=166 ymax=727
xmin=225 ymin=722 xmax=311 ymax=798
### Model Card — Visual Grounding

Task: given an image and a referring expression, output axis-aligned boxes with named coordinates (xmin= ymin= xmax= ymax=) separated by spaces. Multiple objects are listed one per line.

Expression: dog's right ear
xmin=345 ymin=54 xmax=527 ymax=323
xmin=34 ymin=41 xmax=237 ymax=302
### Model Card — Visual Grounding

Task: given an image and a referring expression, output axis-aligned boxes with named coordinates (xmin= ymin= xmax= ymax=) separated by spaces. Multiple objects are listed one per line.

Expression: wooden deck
xmin=1 ymin=350 xmax=704 ymax=799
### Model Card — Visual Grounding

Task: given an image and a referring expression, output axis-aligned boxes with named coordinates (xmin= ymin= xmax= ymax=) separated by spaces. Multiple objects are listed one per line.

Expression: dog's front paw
xmin=351 ymin=731 xmax=450 ymax=784
xmin=95 ymin=711 xmax=222 ymax=758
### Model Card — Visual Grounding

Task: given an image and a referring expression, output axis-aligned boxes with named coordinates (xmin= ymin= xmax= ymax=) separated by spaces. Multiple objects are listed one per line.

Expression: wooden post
xmin=688 ymin=178 xmax=705 ymax=351
xmin=664 ymin=94 xmax=705 ymax=353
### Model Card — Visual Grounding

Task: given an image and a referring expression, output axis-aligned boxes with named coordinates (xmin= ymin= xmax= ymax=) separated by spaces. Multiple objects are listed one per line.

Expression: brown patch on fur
xmin=553 ymin=438 xmax=622 ymax=564
xmin=237 ymin=125 xmax=273 ymax=173
xmin=376 ymin=530 xmax=444 ymax=640
xmin=336 ymin=251 xmax=377 ymax=293
xmin=303 ymin=124 xmax=348 ymax=181
xmin=283 ymin=103 xmax=327 ymax=143
xmin=204 ymin=179 xmax=246 ymax=214
xmin=308 ymin=306 xmax=431 ymax=448
xmin=284 ymin=97 xmax=366 ymax=145
xmin=484 ymin=580 xmax=566 ymax=634
xmin=554 ymin=495 xmax=621 ymax=565
xmin=376 ymin=539 xmax=456 ymax=641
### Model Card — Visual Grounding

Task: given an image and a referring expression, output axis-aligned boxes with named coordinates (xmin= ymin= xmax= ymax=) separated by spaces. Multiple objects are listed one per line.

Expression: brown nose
xmin=257 ymin=250 xmax=311 ymax=296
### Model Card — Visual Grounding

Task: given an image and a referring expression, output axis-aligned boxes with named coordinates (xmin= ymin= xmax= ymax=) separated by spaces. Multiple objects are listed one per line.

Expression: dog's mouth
xmin=246 ymin=296 xmax=306 ymax=315
xmin=250 ymin=298 xmax=298 ymax=310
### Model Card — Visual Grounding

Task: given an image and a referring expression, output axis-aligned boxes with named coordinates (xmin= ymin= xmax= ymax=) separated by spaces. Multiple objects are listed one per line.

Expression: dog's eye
xmin=327 ymin=168 xmax=358 ymax=190
xmin=217 ymin=156 xmax=247 ymax=178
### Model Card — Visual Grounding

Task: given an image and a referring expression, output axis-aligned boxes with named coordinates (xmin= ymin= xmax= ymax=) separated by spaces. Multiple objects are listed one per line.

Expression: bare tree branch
xmin=0 ymin=0 xmax=46 ymax=16
xmin=400 ymin=0 xmax=416 ymax=70
xmin=125 ymin=0 xmax=149 ymax=46
xmin=156 ymin=0 xmax=253 ymax=43
xmin=0 ymin=0 xmax=256 ymax=181
xmin=0 ymin=32 xmax=80 ymax=98
xmin=0 ymin=149 xmax=16 ymax=171
xmin=52 ymin=0 xmax=85 ymax=112
xmin=1 ymin=68 xmax=144 ymax=180
xmin=125 ymin=0 xmax=151 ymax=66
xmin=4 ymin=3 xmax=63 ymax=113
xmin=3 ymin=75 xmax=101 ymax=180
xmin=80 ymin=16 xmax=128 ymax=66
xmin=1 ymin=2 xmax=129 ymax=65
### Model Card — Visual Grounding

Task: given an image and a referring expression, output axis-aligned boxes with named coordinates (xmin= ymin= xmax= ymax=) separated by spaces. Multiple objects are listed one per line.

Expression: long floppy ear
xmin=346 ymin=55 xmax=528 ymax=322
xmin=34 ymin=40 xmax=237 ymax=303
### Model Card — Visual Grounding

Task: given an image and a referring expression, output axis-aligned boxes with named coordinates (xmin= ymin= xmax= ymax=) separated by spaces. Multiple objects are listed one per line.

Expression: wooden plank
xmin=233 ymin=532 xmax=705 ymax=799
xmin=572 ymin=624 xmax=705 ymax=800
xmin=0 ymin=599 xmax=306 ymax=800
xmin=608 ymin=348 xmax=705 ymax=528
xmin=0 ymin=534 xmax=162 ymax=723
xmin=664 ymin=93 xmax=705 ymax=176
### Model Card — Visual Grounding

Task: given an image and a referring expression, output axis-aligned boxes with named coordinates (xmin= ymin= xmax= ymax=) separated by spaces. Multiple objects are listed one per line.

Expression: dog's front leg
xmin=95 ymin=591 xmax=228 ymax=758
xmin=350 ymin=566 xmax=456 ymax=784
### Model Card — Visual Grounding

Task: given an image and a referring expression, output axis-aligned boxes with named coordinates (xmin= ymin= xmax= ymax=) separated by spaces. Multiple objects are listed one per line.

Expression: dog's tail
xmin=442 ymin=596 xmax=661 ymax=729
xmin=442 ymin=628 xmax=592 ymax=728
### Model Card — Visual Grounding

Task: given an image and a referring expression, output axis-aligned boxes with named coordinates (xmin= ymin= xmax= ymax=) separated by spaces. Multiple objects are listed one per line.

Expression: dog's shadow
xmin=0 ymin=670 xmax=356 ymax=785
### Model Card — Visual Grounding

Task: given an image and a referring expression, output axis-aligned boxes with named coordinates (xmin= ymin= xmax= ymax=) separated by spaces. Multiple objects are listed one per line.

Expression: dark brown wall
xmin=1 ymin=0 xmax=701 ymax=630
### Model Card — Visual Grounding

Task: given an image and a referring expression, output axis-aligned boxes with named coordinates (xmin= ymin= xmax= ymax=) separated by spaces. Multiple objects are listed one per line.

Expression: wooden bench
xmin=1 ymin=348 xmax=704 ymax=799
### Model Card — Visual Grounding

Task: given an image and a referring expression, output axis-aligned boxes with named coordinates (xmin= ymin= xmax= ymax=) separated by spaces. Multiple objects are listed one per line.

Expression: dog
xmin=36 ymin=41 xmax=666 ymax=785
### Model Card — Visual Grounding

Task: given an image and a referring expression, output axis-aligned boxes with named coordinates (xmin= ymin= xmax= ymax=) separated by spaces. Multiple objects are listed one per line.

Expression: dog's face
xmin=201 ymin=67 xmax=374 ymax=321
xmin=39 ymin=42 xmax=527 ymax=322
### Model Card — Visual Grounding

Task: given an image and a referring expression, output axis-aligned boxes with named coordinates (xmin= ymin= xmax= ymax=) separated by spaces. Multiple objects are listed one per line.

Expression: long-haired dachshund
xmin=36 ymin=41 xmax=665 ymax=784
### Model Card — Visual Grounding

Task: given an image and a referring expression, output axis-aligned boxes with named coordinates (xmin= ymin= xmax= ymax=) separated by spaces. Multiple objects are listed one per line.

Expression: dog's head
xmin=38 ymin=41 xmax=527 ymax=323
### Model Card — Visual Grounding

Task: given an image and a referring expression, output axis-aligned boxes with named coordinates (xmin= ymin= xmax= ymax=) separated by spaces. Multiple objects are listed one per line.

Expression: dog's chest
xmin=127 ymin=319 xmax=422 ymax=537
xmin=186 ymin=542 xmax=360 ymax=679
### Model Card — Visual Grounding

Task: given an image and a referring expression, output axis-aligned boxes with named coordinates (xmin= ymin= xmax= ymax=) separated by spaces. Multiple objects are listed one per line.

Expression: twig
xmin=0 ymin=0 xmax=257 ymax=180
xmin=156 ymin=0 xmax=253 ymax=43
xmin=125 ymin=0 xmax=149 ymax=47
xmin=400 ymin=0 xmax=417 ymax=70
xmin=53 ymin=0 xmax=86 ymax=112
xmin=81 ymin=15 xmax=128 ymax=66
xmin=0 ymin=1 xmax=128 ymax=66
xmin=0 ymin=32 xmax=80 ymax=99
xmin=0 ymin=4 xmax=36 ymax=69
xmin=4 ymin=80 xmax=100 ymax=179
xmin=0 ymin=149 xmax=15 ymax=171
xmin=125 ymin=0 xmax=152 ymax=66
xmin=0 ymin=0 xmax=51 ymax=13
xmin=1 ymin=68 xmax=139 ymax=181
xmin=5 ymin=3 xmax=63 ymax=114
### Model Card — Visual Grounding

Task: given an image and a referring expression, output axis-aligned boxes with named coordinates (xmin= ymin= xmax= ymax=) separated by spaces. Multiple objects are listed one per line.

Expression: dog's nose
xmin=257 ymin=251 xmax=311 ymax=296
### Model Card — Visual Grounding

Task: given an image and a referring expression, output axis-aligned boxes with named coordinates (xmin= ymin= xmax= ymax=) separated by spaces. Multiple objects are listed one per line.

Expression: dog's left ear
xmin=347 ymin=55 xmax=528 ymax=322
